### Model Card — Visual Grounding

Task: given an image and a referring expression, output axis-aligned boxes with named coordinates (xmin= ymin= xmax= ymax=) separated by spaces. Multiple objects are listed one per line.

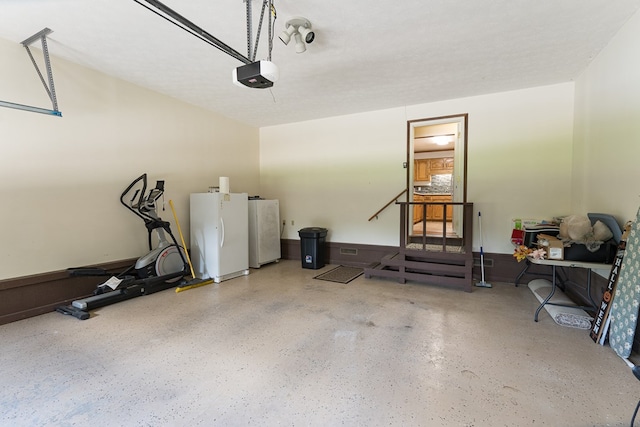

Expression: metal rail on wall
xmin=0 ymin=28 xmax=62 ymax=117
xmin=368 ymin=189 xmax=408 ymax=221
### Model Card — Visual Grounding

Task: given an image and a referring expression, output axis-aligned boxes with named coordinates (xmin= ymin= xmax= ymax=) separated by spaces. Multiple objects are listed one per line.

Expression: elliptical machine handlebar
xmin=120 ymin=173 xmax=148 ymax=222
xmin=120 ymin=173 xmax=164 ymax=222
xmin=120 ymin=173 xmax=172 ymax=251
xmin=120 ymin=173 xmax=166 ymax=222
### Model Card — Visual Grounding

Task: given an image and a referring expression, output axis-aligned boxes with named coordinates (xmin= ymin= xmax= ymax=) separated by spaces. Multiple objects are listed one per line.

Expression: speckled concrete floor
xmin=1 ymin=260 xmax=638 ymax=426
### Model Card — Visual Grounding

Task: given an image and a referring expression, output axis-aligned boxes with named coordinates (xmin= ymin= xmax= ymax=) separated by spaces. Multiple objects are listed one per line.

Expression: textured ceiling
xmin=1 ymin=0 xmax=639 ymax=128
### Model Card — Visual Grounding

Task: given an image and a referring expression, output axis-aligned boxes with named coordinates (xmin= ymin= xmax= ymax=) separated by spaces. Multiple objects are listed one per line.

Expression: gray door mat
xmin=314 ymin=266 xmax=364 ymax=284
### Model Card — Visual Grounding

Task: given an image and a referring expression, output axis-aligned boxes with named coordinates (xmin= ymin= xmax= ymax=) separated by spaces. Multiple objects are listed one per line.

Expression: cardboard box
xmin=537 ymin=234 xmax=564 ymax=260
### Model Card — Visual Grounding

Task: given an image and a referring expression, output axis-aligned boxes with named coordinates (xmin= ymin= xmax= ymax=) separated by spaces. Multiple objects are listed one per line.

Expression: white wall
xmin=260 ymin=7 xmax=640 ymax=258
xmin=259 ymin=108 xmax=408 ymax=246
xmin=5 ymin=4 xmax=638 ymax=281
xmin=0 ymin=37 xmax=260 ymax=280
xmin=260 ymin=83 xmax=576 ymax=254
xmin=572 ymin=9 xmax=640 ymax=223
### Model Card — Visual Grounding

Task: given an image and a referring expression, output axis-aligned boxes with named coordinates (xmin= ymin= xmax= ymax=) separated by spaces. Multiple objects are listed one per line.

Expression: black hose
xmin=631 ymin=400 xmax=640 ymax=426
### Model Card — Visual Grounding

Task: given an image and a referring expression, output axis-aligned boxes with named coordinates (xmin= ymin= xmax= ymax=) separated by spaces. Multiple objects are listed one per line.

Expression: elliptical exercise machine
xmin=57 ymin=173 xmax=188 ymax=320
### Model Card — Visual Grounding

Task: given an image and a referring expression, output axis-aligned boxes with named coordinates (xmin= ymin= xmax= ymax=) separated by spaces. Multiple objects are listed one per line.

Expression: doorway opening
xmin=407 ymin=114 xmax=468 ymax=239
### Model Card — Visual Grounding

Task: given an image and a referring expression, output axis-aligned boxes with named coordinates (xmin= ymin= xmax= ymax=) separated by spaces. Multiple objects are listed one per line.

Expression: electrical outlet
xmin=282 ymin=220 xmax=286 ymax=227
xmin=291 ymin=220 xmax=294 ymax=226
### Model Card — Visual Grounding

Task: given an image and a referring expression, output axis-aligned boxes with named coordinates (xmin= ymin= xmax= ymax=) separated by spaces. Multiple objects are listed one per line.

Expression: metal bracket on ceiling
xmin=134 ymin=0 xmax=275 ymax=64
xmin=0 ymin=28 xmax=62 ymax=117
xmin=245 ymin=0 xmax=274 ymax=62
xmin=134 ymin=0 xmax=252 ymax=65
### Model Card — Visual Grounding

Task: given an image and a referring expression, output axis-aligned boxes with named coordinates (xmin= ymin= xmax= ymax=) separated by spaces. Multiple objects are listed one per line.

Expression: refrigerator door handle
xmin=220 ymin=217 xmax=225 ymax=247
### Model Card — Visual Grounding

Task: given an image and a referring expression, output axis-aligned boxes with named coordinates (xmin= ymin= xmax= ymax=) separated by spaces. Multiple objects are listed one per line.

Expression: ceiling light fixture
xmin=432 ymin=136 xmax=452 ymax=146
xmin=279 ymin=24 xmax=296 ymax=45
xmin=294 ymin=33 xmax=306 ymax=53
xmin=279 ymin=17 xmax=315 ymax=53
xmin=298 ymin=25 xmax=315 ymax=44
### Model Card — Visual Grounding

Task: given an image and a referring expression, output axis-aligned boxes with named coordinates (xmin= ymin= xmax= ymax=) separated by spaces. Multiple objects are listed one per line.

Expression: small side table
xmin=524 ymin=257 xmax=611 ymax=322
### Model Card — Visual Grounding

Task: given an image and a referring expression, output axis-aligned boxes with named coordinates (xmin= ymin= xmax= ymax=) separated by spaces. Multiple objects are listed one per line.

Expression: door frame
xmin=406 ymin=114 xmax=468 ymax=234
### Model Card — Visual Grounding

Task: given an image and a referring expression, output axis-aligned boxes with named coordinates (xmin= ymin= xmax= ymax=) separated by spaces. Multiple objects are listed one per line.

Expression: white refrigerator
xmin=190 ymin=192 xmax=249 ymax=283
xmin=248 ymin=199 xmax=281 ymax=268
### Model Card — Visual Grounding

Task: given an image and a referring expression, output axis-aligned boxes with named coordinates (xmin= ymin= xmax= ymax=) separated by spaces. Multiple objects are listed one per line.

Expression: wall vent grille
xmin=340 ymin=248 xmax=358 ymax=255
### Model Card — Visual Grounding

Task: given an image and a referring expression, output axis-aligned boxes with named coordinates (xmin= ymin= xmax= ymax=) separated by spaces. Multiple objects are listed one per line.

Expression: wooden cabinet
xmin=413 ymin=194 xmax=452 ymax=222
xmin=432 ymin=198 xmax=445 ymax=221
xmin=429 ymin=158 xmax=445 ymax=171
xmin=414 ymin=159 xmax=431 ymax=181
xmin=413 ymin=194 xmax=428 ymax=223
xmin=413 ymin=203 xmax=422 ymax=223
xmin=431 ymin=195 xmax=453 ymax=221
xmin=444 ymin=195 xmax=454 ymax=221
xmin=444 ymin=157 xmax=454 ymax=171
xmin=428 ymin=157 xmax=454 ymax=175
xmin=414 ymin=157 xmax=454 ymax=181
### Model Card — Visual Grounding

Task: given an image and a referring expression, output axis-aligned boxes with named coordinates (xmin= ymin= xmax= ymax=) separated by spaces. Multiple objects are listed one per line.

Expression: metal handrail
xmin=368 ymin=189 xmax=408 ymax=221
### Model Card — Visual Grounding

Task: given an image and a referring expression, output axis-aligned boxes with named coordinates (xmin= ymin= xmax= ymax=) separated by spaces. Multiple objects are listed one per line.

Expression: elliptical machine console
xmin=57 ymin=174 xmax=188 ymax=320
xmin=120 ymin=174 xmax=186 ymax=282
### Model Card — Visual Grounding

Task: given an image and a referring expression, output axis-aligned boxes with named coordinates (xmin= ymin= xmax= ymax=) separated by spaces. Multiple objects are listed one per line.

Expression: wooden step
xmin=364 ymin=251 xmax=473 ymax=292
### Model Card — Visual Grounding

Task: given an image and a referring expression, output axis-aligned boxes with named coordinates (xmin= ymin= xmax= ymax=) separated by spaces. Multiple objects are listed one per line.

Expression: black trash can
xmin=298 ymin=227 xmax=328 ymax=269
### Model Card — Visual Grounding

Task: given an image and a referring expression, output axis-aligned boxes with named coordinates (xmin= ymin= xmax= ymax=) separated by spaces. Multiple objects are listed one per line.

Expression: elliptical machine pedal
xmin=56 ymin=305 xmax=90 ymax=320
